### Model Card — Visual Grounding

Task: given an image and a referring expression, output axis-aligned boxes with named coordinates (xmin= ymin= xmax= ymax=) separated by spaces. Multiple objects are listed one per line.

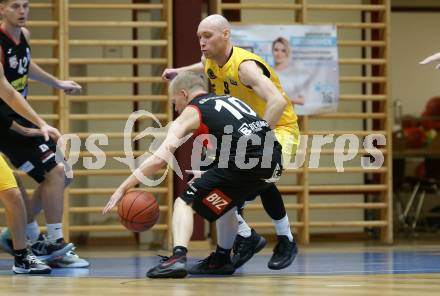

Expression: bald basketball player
xmin=162 ymin=14 xmax=299 ymax=273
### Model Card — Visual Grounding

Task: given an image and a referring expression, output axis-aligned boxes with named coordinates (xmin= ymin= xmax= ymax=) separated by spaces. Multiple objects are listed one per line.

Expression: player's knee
xmin=55 ymin=163 xmax=73 ymax=187
xmin=48 ymin=163 xmax=67 ymax=180
xmin=174 ymin=197 xmax=194 ymax=214
xmin=45 ymin=163 xmax=73 ymax=188
xmin=175 ymin=197 xmax=189 ymax=206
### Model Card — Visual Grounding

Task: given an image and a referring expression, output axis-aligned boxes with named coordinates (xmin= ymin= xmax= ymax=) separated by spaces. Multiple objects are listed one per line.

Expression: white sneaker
xmin=48 ymin=249 xmax=90 ymax=268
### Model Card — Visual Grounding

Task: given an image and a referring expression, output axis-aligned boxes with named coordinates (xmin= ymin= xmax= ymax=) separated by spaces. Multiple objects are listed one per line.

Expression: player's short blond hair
xmin=0 ymin=0 xmax=19 ymax=4
xmin=168 ymin=71 xmax=208 ymax=95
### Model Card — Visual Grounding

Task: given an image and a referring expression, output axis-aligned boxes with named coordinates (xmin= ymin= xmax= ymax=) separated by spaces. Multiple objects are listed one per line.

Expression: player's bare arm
xmin=9 ymin=121 xmax=45 ymax=137
xmin=103 ymin=107 xmax=200 ymax=213
xmin=21 ymin=28 xmax=82 ymax=94
xmin=161 ymin=57 xmax=206 ymax=81
xmin=28 ymin=62 xmax=82 ymax=95
xmin=238 ymin=60 xmax=287 ymax=128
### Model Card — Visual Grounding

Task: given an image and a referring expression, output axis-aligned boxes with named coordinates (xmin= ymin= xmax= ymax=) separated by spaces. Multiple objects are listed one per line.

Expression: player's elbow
xmin=0 ymin=87 xmax=14 ymax=105
xmin=151 ymin=156 xmax=166 ymax=170
xmin=276 ymin=98 xmax=288 ymax=110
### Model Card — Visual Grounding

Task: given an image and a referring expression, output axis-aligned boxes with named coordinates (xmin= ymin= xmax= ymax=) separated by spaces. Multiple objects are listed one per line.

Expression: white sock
xmin=236 ymin=210 xmax=252 ymax=238
xmin=47 ymin=223 xmax=63 ymax=242
xmin=272 ymin=215 xmax=293 ymax=242
xmin=26 ymin=220 xmax=41 ymax=243
xmin=215 ymin=208 xmax=238 ymax=250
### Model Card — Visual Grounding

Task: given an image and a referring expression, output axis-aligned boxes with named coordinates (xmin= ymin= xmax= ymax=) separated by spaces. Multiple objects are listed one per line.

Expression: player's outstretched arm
xmin=103 ymin=107 xmax=200 ymax=213
xmin=21 ymin=28 xmax=82 ymax=94
xmin=238 ymin=61 xmax=287 ymax=128
xmin=29 ymin=62 xmax=82 ymax=94
xmin=420 ymin=52 xmax=440 ymax=69
xmin=161 ymin=56 xmax=206 ymax=81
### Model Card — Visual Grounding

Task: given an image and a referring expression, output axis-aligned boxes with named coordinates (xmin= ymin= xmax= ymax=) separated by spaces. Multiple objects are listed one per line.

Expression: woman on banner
xmin=272 ymin=37 xmax=304 ymax=105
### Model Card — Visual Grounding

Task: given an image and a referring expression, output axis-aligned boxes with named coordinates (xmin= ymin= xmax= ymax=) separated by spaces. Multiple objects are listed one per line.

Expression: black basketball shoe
xmin=13 ymin=252 xmax=52 ymax=274
xmin=231 ymin=228 xmax=266 ymax=269
xmin=267 ymin=235 xmax=298 ymax=270
xmin=146 ymin=254 xmax=188 ymax=278
xmin=30 ymin=234 xmax=74 ymax=261
xmin=188 ymin=252 xmax=235 ymax=275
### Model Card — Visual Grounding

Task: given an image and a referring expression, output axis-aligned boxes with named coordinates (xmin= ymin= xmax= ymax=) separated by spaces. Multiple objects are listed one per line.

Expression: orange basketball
xmin=117 ymin=191 xmax=159 ymax=232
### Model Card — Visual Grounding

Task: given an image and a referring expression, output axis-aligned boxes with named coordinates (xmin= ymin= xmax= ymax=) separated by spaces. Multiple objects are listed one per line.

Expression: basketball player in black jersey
xmin=103 ymin=71 xmax=283 ymax=278
xmin=0 ymin=0 xmax=89 ymax=268
xmin=0 ymin=56 xmax=65 ymax=274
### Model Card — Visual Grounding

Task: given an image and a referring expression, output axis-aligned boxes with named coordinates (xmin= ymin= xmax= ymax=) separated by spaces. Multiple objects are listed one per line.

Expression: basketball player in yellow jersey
xmin=162 ymin=14 xmax=299 ymax=272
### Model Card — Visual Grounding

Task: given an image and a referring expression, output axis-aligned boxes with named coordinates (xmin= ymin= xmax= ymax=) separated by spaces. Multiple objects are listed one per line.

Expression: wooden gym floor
xmin=0 ymin=241 xmax=439 ymax=296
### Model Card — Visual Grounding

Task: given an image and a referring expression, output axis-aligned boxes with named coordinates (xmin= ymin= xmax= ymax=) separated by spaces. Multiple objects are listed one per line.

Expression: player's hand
xmin=161 ymin=68 xmax=179 ymax=81
xmin=39 ymin=124 xmax=61 ymax=142
xmin=58 ymin=80 xmax=82 ymax=95
xmin=103 ymin=187 xmax=125 ymax=214
xmin=185 ymin=169 xmax=205 ymax=184
xmin=420 ymin=52 xmax=440 ymax=69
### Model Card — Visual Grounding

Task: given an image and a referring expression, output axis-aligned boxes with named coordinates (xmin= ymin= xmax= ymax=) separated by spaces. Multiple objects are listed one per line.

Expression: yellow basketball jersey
xmin=204 ymin=46 xmax=298 ymax=129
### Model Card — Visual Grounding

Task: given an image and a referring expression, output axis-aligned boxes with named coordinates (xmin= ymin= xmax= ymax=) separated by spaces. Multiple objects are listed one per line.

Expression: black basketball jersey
xmin=188 ymin=93 xmax=280 ymax=168
xmin=0 ymin=28 xmax=31 ymax=121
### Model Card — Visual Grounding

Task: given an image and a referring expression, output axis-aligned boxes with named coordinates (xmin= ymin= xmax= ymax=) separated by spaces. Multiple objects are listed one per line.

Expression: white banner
xmin=231 ymin=25 xmax=339 ymax=115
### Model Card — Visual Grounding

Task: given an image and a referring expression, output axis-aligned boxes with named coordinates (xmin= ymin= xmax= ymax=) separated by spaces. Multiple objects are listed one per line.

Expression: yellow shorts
xmin=274 ymin=123 xmax=300 ymax=167
xmin=0 ymin=155 xmax=17 ymax=192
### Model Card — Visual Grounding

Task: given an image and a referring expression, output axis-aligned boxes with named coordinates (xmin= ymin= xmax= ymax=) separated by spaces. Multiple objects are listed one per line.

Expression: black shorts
xmin=0 ymin=129 xmax=61 ymax=183
xmin=180 ymin=153 xmax=282 ymax=222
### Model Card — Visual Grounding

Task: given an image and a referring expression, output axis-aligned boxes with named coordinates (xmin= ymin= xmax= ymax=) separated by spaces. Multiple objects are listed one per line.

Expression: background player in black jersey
xmin=0 ymin=0 xmax=89 ymax=268
xmin=0 ymin=60 xmax=66 ymax=274
xmin=103 ymin=71 xmax=283 ymax=278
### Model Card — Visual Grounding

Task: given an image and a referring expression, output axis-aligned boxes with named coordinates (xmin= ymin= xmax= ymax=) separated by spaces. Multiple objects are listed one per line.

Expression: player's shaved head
xmin=199 ymin=14 xmax=230 ymax=32
xmin=197 ymin=14 xmax=232 ymax=63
